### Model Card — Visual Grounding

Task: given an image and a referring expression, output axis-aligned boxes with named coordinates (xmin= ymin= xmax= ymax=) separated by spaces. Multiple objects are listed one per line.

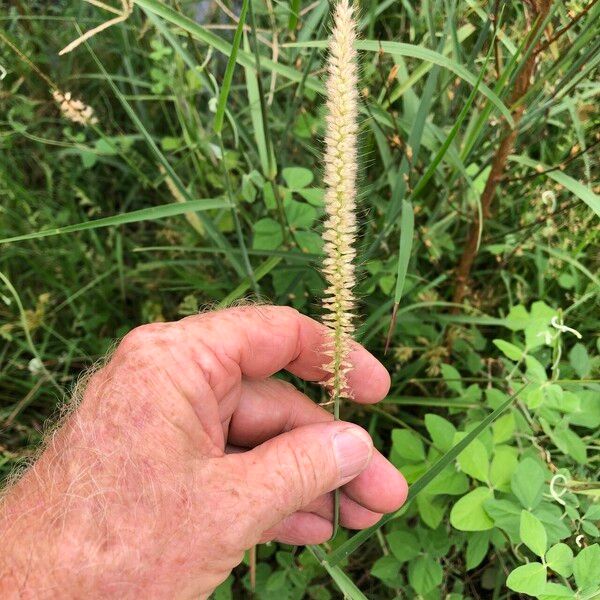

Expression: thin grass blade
xmin=284 ymin=39 xmax=513 ymax=126
xmin=393 ymin=200 xmax=414 ymax=305
xmin=214 ymin=0 xmax=249 ymax=135
xmin=0 ymin=199 xmax=231 ymax=245
xmin=244 ymin=34 xmax=271 ymax=176
xmin=510 ymin=155 xmax=600 ymax=218
xmin=82 ymin=40 xmax=244 ymax=275
xmin=134 ymin=0 xmax=323 ymax=93
xmin=218 ymin=256 xmax=281 ymax=307
xmin=324 ymin=383 xmax=528 ymax=566
xmin=307 ymin=546 xmax=368 ymax=600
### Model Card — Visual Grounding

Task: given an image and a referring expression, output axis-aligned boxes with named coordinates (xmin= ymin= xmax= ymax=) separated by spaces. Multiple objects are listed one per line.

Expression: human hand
xmin=0 ymin=306 xmax=407 ymax=599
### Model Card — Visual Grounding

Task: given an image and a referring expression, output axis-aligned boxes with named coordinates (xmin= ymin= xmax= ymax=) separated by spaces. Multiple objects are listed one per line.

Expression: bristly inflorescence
xmin=52 ymin=90 xmax=98 ymax=127
xmin=321 ymin=0 xmax=358 ymax=408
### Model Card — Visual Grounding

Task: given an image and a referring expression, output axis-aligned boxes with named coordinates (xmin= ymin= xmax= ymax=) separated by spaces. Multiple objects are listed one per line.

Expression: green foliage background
xmin=1 ymin=0 xmax=599 ymax=598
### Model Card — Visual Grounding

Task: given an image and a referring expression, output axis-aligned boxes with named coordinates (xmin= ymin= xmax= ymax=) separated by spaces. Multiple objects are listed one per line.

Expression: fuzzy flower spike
xmin=321 ymin=0 xmax=359 ymax=416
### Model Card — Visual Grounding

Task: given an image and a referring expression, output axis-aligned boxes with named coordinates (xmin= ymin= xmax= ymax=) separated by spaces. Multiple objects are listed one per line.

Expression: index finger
xmin=181 ymin=306 xmax=390 ymax=404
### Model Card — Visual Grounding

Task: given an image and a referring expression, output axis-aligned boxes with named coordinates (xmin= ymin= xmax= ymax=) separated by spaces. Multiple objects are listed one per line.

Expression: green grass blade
xmin=325 ymin=384 xmax=528 ymax=566
xmin=537 ymin=245 xmax=600 ymax=289
xmin=83 ymin=39 xmax=244 ymax=275
xmin=288 ymin=0 xmax=300 ymax=31
xmin=393 ymin=200 xmax=414 ymax=304
xmin=218 ymin=256 xmax=282 ymax=307
xmin=284 ymin=39 xmax=513 ymax=126
xmin=383 ymin=24 xmax=475 ymax=105
xmin=364 ymin=42 xmax=483 ymax=262
xmin=307 ymin=546 xmax=368 ymax=600
xmin=0 ymin=199 xmax=230 ymax=244
xmin=0 ymin=271 xmax=61 ymax=393
xmin=410 ymin=40 xmax=490 ymax=199
xmin=214 ymin=0 xmax=249 ymax=135
xmin=385 ymin=51 xmax=441 ymax=217
xmin=383 ymin=397 xmax=480 ymax=408
xmin=243 ymin=34 xmax=271 ymax=176
xmin=245 ymin=0 xmax=277 ymax=180
xmin=144 ymin=10 xmax=211 ymax=89
xmin=509 ymin=155 xmax=600 ymax=218
xmin=134 ymin=0 xmax=323 ymax=93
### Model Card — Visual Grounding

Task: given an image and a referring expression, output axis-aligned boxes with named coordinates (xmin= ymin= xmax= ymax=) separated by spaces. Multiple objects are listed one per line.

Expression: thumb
xmin=231 ymin=421 xmax=374 ymax=531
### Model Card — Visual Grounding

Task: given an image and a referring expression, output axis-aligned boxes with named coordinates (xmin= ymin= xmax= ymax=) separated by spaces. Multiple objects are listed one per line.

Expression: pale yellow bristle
xmin=321 ymin=0 xmax=358 ymax=401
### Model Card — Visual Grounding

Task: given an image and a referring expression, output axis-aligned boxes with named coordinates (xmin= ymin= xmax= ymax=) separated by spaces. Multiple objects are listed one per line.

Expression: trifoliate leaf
xmin=493 ymin=339 xmax=525 ymax=361
xmin=282 ymin=166 xmax=313 ymax=189
xmin=466 ymin=531 xmax=490 ymax=570
xmin=573 ymin=544 xmax=600 ymax=592
xmin=386 ymin=530 xmax=420 ymax=563
xmin=455 ymin=434 xmax=489 ymax=483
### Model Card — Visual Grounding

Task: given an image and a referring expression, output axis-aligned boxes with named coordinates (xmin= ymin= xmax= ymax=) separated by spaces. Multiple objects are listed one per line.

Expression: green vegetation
xmin=1 ymin=0 xmax=599 ymax=598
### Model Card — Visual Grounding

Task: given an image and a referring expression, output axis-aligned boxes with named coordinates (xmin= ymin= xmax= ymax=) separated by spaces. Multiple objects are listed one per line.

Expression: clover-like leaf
xmin=282 ymin=166 xmax=313 ymax=189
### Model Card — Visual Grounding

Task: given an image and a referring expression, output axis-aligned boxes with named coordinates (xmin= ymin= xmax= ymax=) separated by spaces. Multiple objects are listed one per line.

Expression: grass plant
xmin=1 ymin=1 xmax=599 ymax=597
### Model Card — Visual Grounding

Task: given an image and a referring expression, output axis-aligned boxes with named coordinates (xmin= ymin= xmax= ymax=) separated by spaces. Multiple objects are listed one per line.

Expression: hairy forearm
xmin=1 ymin=428 xmax=88 ymax=596
xmin=0 ymin=409 xmax=173 ymax=598
xmin=0 ymin=415 xmax=126 ymax=597
xmin=0 ymin=382 xmax=223 ymax=600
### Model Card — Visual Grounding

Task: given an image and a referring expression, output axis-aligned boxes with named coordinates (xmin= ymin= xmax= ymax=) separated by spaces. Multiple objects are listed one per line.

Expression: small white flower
xmin=28 ymin=357 xmax=44 ymax=375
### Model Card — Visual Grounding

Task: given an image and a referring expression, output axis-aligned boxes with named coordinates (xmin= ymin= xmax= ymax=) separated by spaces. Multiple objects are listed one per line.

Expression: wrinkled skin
xmin=0 ymin=307 xmax=407 ymax=599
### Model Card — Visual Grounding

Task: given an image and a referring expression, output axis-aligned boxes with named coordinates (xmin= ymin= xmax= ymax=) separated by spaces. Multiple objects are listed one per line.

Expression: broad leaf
xmin=539 ymin=582 xmax=575 ymax=600
xmin=573 ymin=544 xmax=600 ymax=592
xmin=520 ymin=510 xmax=547 ymax=557
xmin=494 ymin=339 xmax=525 ymax=361
xmin=408 ymin=555 xmax=443 ymax=596
xmin=282 ymin=167 xmax=313 ymax=189
xmin=253 ymin=218 xmax=283 ymax=250
xmin=490 ymin=445 xmax=519 ymax=491
xmin=512 ymin=458 xmax=546 ymax=510
xmin=466 ymin=531 xmax=489 ymax=570
xmin=392 ymin=429 xmax=426 ymax=462
xmin=492 ymin=412 xmax=516 ymax=444
xmin=506 ymin=562 xmax=547 ymax=596
xmin=545 ymin=543 xmax=573 ymax=578
xmin=370 ymin=555 xmax=401 ymax=584
xmin=386 ymin=530 xmax=420 ymax=563
xmin=425 ymin=414 xmax=456 ymax=452
xmin=456 ymin=435 xmax=489 ymax=483
xmin=417 ymin=494 xmax=445 ymax=529
xmin=450 ymin=487 xmax=494 ymax=531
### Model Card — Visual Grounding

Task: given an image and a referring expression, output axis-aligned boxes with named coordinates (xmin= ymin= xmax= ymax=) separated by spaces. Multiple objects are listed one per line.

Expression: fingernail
xmin=333 ymin=427 xmax=373 ymax=480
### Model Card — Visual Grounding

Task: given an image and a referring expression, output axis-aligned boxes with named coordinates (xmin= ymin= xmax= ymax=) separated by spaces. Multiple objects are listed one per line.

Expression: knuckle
xmin=116 ymin=323 xmax=172 ymax=358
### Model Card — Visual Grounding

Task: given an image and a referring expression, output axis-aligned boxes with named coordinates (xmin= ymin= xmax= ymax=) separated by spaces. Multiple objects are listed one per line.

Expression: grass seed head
xmin=52 ymin=89 xmax=98 ymax=126
xmin=321 ymin=0 xmax=359 ymax=402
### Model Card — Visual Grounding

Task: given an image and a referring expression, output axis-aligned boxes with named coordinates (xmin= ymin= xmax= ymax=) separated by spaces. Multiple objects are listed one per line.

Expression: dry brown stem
xmin=451 ymin=1 xmax=552 ymax=311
